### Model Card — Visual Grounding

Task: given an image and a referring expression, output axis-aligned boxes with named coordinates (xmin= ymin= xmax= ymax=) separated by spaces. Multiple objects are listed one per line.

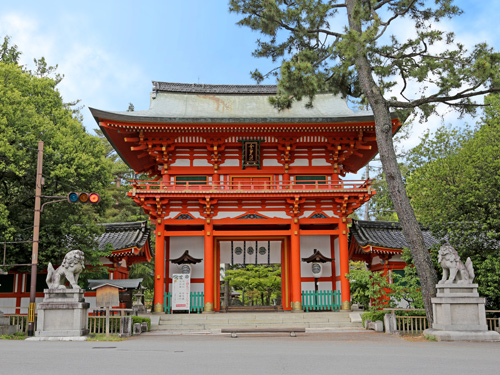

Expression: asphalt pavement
xmin=1 ymin=331 xmax=499 ymax=375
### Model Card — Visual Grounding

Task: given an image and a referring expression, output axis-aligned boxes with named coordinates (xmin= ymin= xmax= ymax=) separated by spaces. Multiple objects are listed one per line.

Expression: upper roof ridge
xmin=152 ymin=81 xmax=278 ymax=95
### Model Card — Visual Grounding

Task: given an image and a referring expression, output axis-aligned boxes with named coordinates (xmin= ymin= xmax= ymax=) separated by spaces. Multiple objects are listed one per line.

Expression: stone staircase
xmin=152 ymin=311 xmax=363 ymax=333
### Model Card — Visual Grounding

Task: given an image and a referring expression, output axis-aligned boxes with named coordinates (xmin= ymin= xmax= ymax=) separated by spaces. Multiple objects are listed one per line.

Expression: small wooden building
xmin=349 ymin=219 xmax=439 ymax=277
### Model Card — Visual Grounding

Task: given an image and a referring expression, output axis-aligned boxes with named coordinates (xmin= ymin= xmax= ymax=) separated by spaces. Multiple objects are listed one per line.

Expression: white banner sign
xmin=172 ymin=273 xmax=191 ymax=311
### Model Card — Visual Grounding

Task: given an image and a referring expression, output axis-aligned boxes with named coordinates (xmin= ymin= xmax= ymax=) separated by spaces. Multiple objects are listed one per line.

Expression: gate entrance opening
xmin=217 ymin=239 xmax=286 ymax=312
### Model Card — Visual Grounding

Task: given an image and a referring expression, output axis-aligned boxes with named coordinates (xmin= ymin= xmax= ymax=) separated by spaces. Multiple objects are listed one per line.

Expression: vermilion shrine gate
xmin=91 ymin=82 xmax=401 ymax=313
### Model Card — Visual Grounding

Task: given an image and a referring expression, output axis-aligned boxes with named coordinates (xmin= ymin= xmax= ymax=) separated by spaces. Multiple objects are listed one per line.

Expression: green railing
xmin=164 ymin=291 xmax=204 ymax=314
xmin=301 ymin=290 xmax=342 ymax=312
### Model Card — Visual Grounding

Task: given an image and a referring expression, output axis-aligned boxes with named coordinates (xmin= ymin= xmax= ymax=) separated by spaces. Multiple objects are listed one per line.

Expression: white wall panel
xmin=169 ymin=237 xmax=205 ymax=279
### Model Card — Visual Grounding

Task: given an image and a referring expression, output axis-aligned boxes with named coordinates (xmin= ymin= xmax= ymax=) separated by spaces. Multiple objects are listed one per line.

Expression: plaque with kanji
xmin=240 ymin=140 xmax=263 ymax=169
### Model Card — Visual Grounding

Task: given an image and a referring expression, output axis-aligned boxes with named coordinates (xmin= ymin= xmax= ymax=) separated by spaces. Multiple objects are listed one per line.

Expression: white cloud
xmin=0 ymin=11 xmax=149 ymax=133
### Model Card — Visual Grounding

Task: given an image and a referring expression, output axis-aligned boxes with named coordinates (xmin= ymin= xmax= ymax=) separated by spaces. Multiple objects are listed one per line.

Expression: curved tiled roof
xmin=350 ymin=220 xmax=439 ymax=250
xmin=153 ymin=81 xmax=278 ymax=95
xmin=97 ymin=221 xmax=150 ymax=252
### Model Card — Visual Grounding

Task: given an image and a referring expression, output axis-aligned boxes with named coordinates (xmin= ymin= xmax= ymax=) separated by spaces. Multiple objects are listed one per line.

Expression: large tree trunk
xmin=346 ymin=0 xmax=438 ymax=323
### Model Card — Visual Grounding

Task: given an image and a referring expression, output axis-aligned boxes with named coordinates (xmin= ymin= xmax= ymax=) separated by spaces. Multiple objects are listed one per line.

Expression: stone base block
xmin=26 ymin=336 xmax=87 ymax=341
xmin=36 ymin=329 xmax=89 ymax=337
xmin=432 ymin=284 xmax=488 ymax=331
xmin=0 ymin=311 xmax=18 ymax=335
xmin=0 ymin=325 xmax=18 ymax=335
xmin=423 ymin=329 xmax=500 ymax=342
xmin=36 ymin=288 xmax=89 ymax=337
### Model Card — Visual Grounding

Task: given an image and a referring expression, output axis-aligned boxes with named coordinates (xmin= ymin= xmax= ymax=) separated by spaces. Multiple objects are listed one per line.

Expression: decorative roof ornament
xmin=302 ymin=249 xmax=333 ymax=263
xmin=169 ymin=250 xmax=202 ymax=265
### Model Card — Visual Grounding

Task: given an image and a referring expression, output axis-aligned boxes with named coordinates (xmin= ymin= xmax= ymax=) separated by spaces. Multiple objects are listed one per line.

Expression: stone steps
xmin=152 ymin=311 xmax=362 ymax=332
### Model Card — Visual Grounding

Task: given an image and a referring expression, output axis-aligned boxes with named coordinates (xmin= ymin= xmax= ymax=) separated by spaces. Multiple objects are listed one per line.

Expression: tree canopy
xmin=229 ymin=0 xmax=500 ymax=321
xmin=0 ymin=37 xmax=113 ymax=270
xmin=225 ymin=264 xmax=281 ymax=305
xmin=407 ymin=94 xmax=500 ymax=307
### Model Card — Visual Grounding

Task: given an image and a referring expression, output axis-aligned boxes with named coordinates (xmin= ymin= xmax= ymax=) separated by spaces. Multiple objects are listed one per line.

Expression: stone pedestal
xmin=0 ymin=310 xmax=18 ymax=335
xmin=424 ymin=284 xmax=500 ymax=341
xmin=35 ymin=289 xmax=89 ymax=337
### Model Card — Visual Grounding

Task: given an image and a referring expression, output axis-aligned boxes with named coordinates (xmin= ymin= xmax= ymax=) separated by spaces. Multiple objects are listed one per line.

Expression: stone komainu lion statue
xmin=46 ymin=250 xmax=85 ymax=289
xmin=438 ymin=244 xmax=475 ymax=285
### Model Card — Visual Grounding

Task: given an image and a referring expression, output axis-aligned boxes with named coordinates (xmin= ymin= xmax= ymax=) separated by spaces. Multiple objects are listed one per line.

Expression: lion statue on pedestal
xmin=438 ymin=244 xmax=474 ymax=285
xmin=46 ymin=250 xmax=85 ymax=289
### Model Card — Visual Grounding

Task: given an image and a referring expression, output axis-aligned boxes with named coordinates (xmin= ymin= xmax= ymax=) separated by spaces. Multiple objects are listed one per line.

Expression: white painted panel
xmin=166 ymin=212 xmax=203 ymax=219
xmin=336 ymin=280 xmax=341 ymax=291
xmin=220 ymin=158 xmax=240 ymax=167
xmin=311 ymin=158 xmax=330 ymax=166
xmin=219 ymin=240 xmax=282 ymax=265
xmin=21 ymin=297 xmax=43 ymax=309
xmin=193 ymin=158 xmax=211 ymax=167
xmin=290 ymin=158 xmax=309 ymax=166
xmin=391 ymin=254 xmax=403 ymax=263
xmin=300 ymin=236 xmax=331 ymax=278
xmin=170 ymin=158 xmax=190 ymax=167
xmin=169 ymin=237 xmax=205 ymax=279
xmin=302 ymin=282 xmax=315 ymax=291
xmin=262 ymin=158 xmax=281 ymax=167
xmin=217 ymin=211 xmax=289 ymax=220
xmin=372 ymin=256 xmax=381 ymax=267
xmin=0 ymin=298 xmax=17 ymax=314
xmin=190 ymin=283 xmax=204 ymax=293
xmin=318 ymin=282 xmax=333 ymax=291
xmin=334 ymin=237 xmax=340 ymax=276
xmin=99 ymin=257 xmax=111 ymax=265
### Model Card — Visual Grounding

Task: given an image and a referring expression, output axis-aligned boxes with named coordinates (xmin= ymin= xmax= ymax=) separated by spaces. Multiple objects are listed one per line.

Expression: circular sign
xmin=259 ymin=246 xmax=267 ymax=255
xmin=234 ymin=247 xmax=243 ymax=255
xmin=312 ymin=263 xmax=322 ymax=275
xmin=247 ymin=247 xmax=254 ymax=255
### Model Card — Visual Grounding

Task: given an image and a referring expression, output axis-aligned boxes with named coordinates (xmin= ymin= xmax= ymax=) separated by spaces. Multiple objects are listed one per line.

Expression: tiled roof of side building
xmin=350 ymin=220 xmax=440 ymax=250
xmin=97 ymin=221 xmax=150 ymax=252
xmin=153 ymin=81 xmax=279 ymax=95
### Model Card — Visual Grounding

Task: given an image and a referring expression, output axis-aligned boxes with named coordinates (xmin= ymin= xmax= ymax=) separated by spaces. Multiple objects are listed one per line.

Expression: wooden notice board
xmin=96 ymin=285 xmax=120 ymax=308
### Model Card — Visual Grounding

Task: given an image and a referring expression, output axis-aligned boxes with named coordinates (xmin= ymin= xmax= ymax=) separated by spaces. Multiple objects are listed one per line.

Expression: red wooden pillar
xmin=212 ymin=171 xmax=220 ymax=189
xmin=338 ymin=217 xmax=351 ymax=310
xmin=153 ymin=221 xmax=166 ymax=313
xmin=203 ymin=219 xmax=215 ymax=313
xmin=290 ymin=218 xmax=302 ymax=312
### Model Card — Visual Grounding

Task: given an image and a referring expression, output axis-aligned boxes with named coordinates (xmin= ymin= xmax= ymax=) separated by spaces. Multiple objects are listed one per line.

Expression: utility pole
xmin=28 ymin=141 xmax=43 ymax=337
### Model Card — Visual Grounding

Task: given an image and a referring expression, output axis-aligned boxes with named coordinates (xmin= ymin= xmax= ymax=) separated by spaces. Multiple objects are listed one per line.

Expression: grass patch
xmin=423 ymin=333 xmax=437 ymax=341
xmin=86 ymin=334 xmax=125 ymax=341
xmin=0 ymin=332 xmax=26 ymax=340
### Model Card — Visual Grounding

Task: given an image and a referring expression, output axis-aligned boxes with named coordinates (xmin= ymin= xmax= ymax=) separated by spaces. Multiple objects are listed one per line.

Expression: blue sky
xmin=1 ymin=0 xmax=499 ymax=149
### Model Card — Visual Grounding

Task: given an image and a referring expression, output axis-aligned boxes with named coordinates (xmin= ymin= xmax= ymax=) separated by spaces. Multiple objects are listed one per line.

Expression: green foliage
xmin=0 ymin=332 xmax=26 ymax=340
xmin=361 ymin=311 xmax=387 ymax=327
xmin=86 ymin=334 xmax=124 ymax=341
xmin=230 ymin=1 xmax=500 ymax=117
xmin=0 ymin=36 xmax=21 ymax=64
xmin=347 ymin=262 xmax=396 ymax=312
xmin=224 ymin=264 xmax=281 ymax=305
xmin=407 ymin=94 xmax=500 ymax=308
xmin=0 ymin=37 xmax=113 ymax=271
xmin=390 ymin=249 xmax=424 ymax=309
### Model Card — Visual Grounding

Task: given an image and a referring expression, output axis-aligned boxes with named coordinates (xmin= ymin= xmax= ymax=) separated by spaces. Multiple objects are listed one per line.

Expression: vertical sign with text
xmin=172 ymin=274 xmax=191 ymax=312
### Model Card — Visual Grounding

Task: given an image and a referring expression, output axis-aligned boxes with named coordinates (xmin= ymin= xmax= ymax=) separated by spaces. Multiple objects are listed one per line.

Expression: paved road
xmin=1 ymin=331 xmax=499 ymax=375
